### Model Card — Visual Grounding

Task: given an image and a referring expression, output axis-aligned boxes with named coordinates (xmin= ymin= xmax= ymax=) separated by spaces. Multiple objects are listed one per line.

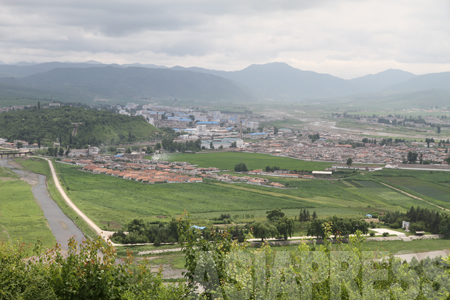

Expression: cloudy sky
xmin=0 ymin=0 xmax=449 ymax=78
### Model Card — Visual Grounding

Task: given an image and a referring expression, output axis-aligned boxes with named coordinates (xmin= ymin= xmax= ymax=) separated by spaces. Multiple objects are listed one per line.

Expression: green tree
xmin=58 ymin=147 xmax=64 ymax=156
xmin=266 ymin=208 xmax=285 ymax=222
xmin=276 ymin=217 xmax=294 ymax=240
xmin=16 ymin=142 xmax=23 ymax=149
xmin=437 ymin=125 xmax=441 ymax=134
xmin=234 ymin=163 xmax=248 ymax=172
xmin=407 ymin=151 xmax=418 ymax=164
xmin=252 ymin=221 xmax=278 ymax=241
xmin=210 ymin=142 xmax=214 ymax=150
xmin=346 ymin=157 xmax=353 ymax=166
xmin=273 ymin=127 xmax=279 ymax=134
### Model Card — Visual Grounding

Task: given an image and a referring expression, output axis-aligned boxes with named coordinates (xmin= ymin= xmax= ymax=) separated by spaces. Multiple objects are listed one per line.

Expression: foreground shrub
xmin=0 ymin=237 xmax=187 ymax=300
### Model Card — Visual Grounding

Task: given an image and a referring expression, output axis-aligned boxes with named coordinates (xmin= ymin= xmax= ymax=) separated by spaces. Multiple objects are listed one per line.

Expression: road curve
xmin=0 ymin=158 xmax=85 ymax=250
xmin=41 ymin=157 xmax=117 ymax=243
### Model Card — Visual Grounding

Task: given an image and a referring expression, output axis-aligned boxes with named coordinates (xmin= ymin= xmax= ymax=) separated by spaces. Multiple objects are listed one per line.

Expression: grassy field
xmin=151 ymin=152 xmax=332 ymax=171
xmin=0 ymin=166 xmax=18 ymax=178
xmin=15 ymin=158 xmax=98 ymax=239
xmin=366 ymin=170 xmax=450 ymax=209
xmin=0 ymin=168 xmax=55 ymax=247
xmin=27 ymin=160 xmax=436 ymax=231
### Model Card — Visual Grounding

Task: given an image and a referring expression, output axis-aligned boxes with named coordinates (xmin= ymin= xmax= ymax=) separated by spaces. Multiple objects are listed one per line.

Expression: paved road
xmin=370 ymin=228 xmax=412 ymax=241
xmin=1 ymin=158 xmax=85 ymax=250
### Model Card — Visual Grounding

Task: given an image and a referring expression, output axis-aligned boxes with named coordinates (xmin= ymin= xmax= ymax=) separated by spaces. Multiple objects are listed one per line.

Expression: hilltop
xmin=0 ymin=106 xmax=160 ymax=147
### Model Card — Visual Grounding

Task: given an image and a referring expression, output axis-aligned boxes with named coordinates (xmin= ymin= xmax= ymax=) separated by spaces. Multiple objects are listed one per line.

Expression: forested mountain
xmin=0 ymin=107 xmax=160 ymax=148
xmin=386 ymin=71 xmax=450 ymax=92
xmin=1 ymin=67 xmax=255 ymax=103
xmin=349 ymin=69 xmax=416 ymax=92
xmin=0 ymin=61 xmax=448 ymax=104
xmin=172 ymin=62 xmax=359 ymax=100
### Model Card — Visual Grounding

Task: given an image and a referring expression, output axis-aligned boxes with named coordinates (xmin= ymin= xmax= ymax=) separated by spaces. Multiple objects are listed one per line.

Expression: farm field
xmin=152 ymin=152 xmax=332 ymax=171
xmin=31 ymin=161 xmax=435 ymax=231
xmin=0 ymin=167 xmax=55 ymax=247
xmin=375 ymin=175 xmax=450 ymax=208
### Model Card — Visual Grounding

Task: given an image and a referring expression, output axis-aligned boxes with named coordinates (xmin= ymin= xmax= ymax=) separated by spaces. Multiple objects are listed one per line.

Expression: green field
xmin=16 ymin=158 xmax=98 ymax=238
xmin=28 ymin=160 xmax=437 ymax=231
xmin=376 ymin=175 xmax=450 ymax=207
xmin=0 ymin=168 xmax=55 ymax=247
xmin=151 ymin=152 xmax=332 ymax=171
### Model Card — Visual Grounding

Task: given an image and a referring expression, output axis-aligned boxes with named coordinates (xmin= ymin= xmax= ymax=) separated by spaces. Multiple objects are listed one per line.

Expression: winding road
xmin=0 ymin=158 xmax=85 ymax=250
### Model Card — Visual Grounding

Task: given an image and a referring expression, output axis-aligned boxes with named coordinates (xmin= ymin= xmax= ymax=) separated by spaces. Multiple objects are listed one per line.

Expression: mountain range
xmin=0 ymin=61 xmax=449 ymax=107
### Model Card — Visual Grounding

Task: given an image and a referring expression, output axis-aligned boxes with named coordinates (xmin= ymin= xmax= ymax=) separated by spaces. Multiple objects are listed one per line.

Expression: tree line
xmin=381 ymin=206 xmax=450 ymax=235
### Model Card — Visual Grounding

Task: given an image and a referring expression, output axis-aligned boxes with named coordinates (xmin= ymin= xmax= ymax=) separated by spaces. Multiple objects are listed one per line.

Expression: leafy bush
xmin=0 ymin=237 xmax=187 ymax=299
xmin=382 ymin=232 xmax=389 ymax=237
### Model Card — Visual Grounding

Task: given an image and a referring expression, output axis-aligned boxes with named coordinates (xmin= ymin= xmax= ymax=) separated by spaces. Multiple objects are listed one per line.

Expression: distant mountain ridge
xmin=2 ymin=66 xmax=255 ymax=103
xmin=0 ymin=61 xmax=448 ymax=105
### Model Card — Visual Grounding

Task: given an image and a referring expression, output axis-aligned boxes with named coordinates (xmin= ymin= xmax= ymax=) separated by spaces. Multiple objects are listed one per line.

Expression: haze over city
xmin=1 ymin=0 xmax=449 ymax=78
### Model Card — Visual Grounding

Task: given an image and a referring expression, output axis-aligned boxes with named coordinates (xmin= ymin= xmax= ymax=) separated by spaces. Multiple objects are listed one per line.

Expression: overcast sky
xmin=0 ymin=0 xmax=449 ymax=78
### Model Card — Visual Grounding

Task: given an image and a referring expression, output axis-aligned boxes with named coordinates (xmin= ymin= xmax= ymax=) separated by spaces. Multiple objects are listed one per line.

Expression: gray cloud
xmin=0 ymin=0 xmax=449 ymax=78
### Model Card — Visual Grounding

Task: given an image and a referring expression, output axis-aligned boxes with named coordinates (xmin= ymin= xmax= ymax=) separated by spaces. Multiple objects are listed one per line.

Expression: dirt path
xmin=378 ymin=181 xmax=450 ymax=212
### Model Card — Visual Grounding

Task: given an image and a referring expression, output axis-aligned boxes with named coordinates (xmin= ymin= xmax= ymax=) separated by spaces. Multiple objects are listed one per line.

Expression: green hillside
xmin=0 ymin=107 xmax=160 ymax=147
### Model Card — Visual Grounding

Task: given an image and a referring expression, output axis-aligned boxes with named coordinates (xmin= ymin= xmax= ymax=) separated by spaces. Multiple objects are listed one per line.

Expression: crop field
xmin=0 ymin=173 xmax=55 ymax=247
xmin=378 ymin=176 xmax=450 ymax=205
xmin=33 ymin=161 xmax=436 ymax=231
xmin=353 ymin=180 xmax=384 ymax=188
xmin=155 ymin=152 xmax=332 ymax=172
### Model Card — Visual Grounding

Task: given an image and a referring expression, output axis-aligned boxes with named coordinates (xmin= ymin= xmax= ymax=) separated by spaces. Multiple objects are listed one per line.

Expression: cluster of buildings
xmin=0 ymin=138 xmax=39 ymax=149
xmin=62 ymin=156 xmax=290 ymax=188
xmin=242 ymin=132 xmax=450 ymax=165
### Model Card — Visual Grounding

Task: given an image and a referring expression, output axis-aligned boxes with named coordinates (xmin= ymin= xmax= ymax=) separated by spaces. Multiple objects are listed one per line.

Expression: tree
xmin=252 ymin=221 xmax=278 ymax=242
xmin=312 ymin=211 xmax=318 ymax=220
xmin=445 ymin=156 xmax=450 ymax=165
xmin=125 ymin=148 xmax=132 ymax=154
xmin=58 ymin=147 xmax=64 ymax=156
xmin=407 ymin=151 xmax=418 ymax=164
xmin=37 ymin=101 xmax=40 ymax=110
xmin=346 ymin=157 xmax=353 ymax=166
xmin=210 ymin=142 xmax=214 ymax=150
xmin=234 ymin=163 xmax=248 ymax=172
xmin=437 ymin=126 xmax=441 ymax=134
xmin=274 ymin=127 xmax=279 ymax=135
xmin=276 ymin=217 xmax=294 ymax=240
xmin=266 ymin=208 xmax=285 ymax=222
xmin=16 ymin=142 xmax=23 ymax=149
